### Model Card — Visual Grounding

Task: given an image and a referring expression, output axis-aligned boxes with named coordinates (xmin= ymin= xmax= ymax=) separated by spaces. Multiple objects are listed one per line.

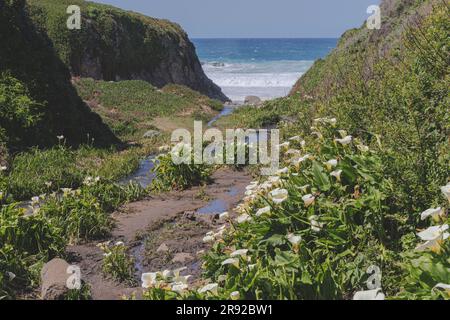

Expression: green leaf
xmin=312 ymin=162 xmax=331 ymax=191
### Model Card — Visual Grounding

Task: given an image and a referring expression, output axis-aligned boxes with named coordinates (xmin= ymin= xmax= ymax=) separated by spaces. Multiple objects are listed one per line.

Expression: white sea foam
xmin=202 ymin=60 xmax=314 ymax=101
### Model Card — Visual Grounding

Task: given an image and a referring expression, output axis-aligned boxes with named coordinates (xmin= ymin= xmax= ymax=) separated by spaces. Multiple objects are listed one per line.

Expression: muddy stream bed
xmin=65 ymin=105 xmax=252 ymax=299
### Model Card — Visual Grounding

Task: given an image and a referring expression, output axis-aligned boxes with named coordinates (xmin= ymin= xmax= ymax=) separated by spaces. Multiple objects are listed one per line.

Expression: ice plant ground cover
xmin=141 ymin=119 xmax=449 ymax=300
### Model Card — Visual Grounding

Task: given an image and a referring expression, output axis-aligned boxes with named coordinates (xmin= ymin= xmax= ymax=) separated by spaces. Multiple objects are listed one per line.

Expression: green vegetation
xmin=74 ymin=79 xmax=222 ymax=141
xmin=0 ymin=0 xmax=116 ymax=150
xmin=151 ymin=151 xmax=212 ymax=191
xmin=141 ymin=1 xmax=449 ymax=301
xmin=99 ymin=241 xmax=136 ymax=285
xmin=0 ymin=144 xmax=152 ymax=201
xmin=0 ymin=176 xmax=147 ymax=298
xmin=25 ymin=0 xmax=228 ymax=102
xmin=0 ymin=203 xmax=65 ymax=299
xmin=27 ymin=0 xmax=185 ymax=77
xmin=143 ymin=119 xmax=449 ymax=300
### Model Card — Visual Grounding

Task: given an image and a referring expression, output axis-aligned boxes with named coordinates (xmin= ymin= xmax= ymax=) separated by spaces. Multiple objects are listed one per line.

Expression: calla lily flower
xmin=246 ymin=183 xmax=258 ymax=191
xmin=287 ymin=233 xmax=302 ymax=245
xmin=162 ymin=270 xmax=173 ymax=280
xmin=276 ymin=167 xmax=289 ymax=175
xmin=236 ymin=214 xmax=252 ymax=224
xmin=0 ymin=166 xmax=7 ymax=171
xmin=302 ymin=194 xmax=315 ymax=207
xmin=325 ymin=159 xmax=338 ymax=170
xmin=270 ymin=188 xmax=289 ymax=204
xmin=173 ymin=267 xmax=187 ymax=277
xmin=171 ymin=283 xmax=188 ymax=293
xmin=417 ymin=224 xmax=449 ymax=241
xmin=7 ymin=272 xmax=16 ymax=281
xmin=353 ymin=288 xmax=385 ymax=300
xmin=420 ymin=207 xmax=443 ymax=221
xmin=335 ymin=135 xmax=353 ymax=145
xmin=221 ymin=258 xmax=239 ymax=267
xmin=309 ymin=215 xmax=323 ymax=232
xmin=203 ymin=235 xmax=215 ymax=243
xmin=256 ymin=206 xmax=271 ymax=217
xmin=230 ymin=249 xmax=249 ymax=258
xmin=289 ymin=136 xmax=302 ymax=142
xmin=415 ymin=238 xmax=444 ymax=253
xmin=115 ymin=241 xmax=124 ymax=246
xmin=330 ymin=169 xmax=343 ymax=182
xmin=268 ymin=176 xmax=281 ymax=185
xmin=245 ymin=190 xmax=254 ymax=196
xmin=198 ymin=283 xmax=219 ymax=295
xmin=441 ymin=184 xmax=450 ymax=203
xmin=291 ymin=155 xmax=310 ymax=166
xmin=230 ymin=291 xmax=240 ymax=300
xmin=141 ymin=272 xmax=160 ymax=288
xmin=433 ymin=283 xmax=450 ymax=295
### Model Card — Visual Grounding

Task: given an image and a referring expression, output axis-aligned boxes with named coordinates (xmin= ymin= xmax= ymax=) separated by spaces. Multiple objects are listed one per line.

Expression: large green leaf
xmin=312 ymin=162 xmax=331 ymax=191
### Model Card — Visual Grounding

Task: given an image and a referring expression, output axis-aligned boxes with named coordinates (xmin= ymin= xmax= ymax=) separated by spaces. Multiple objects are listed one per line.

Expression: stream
xmin=121 ymin=103 xmax=239 ymax=189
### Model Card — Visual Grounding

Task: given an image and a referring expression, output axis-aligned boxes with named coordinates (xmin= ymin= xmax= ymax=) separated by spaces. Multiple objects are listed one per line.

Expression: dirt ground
xmin=66 ymin=167 xmax=252 ymax=300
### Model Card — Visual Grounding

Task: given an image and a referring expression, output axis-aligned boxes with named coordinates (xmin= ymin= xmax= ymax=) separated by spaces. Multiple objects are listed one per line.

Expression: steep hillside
xmin=0 ymin=0 xmax=117 ymax=158
xmin=219 ymin=0 xmax=449 ymax=217
xmin=291 ymin=0 xmax=440 ymax=98
xmin=26 ymin=0 xmax=228 ymax=101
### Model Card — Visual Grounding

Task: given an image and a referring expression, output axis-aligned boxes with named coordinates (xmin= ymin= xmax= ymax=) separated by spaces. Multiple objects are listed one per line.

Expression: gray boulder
xmin=41 ymin=258 xmax=71 ymax=300
xmin=142 ymin=130 xmax=161 ymax=139
xmin=244 ymin=96 xmax=262 ymax=106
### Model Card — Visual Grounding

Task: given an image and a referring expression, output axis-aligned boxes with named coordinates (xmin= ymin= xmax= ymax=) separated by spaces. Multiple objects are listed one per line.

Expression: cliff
xmin=0 ymin=0 xmax=117 ymax=158
xmin=27 ymin=0 xmax=229 ymax=102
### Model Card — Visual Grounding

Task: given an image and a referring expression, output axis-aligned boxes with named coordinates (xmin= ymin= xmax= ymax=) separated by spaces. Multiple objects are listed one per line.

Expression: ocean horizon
xmin=192 ymin=38 xmax=338 ymax=102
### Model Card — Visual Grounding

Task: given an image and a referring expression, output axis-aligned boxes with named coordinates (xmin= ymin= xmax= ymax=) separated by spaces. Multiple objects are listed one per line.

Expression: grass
xmin=0 ymin=143 xmax=156 ymax=202
xmin=74 ymin=78 xmax=222 ymax=141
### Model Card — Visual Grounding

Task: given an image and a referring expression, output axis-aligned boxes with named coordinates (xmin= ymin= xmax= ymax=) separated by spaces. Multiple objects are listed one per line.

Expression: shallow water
xmin=120 ymin=156 xmax=156 ymax=188
xmin=207 ymin=105 xmax=236 ymax=126
xmin=196 ymin=186 xmax=239 ymax=214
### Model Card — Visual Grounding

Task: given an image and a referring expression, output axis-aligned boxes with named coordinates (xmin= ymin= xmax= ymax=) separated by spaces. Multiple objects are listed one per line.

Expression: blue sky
xmin=93 ymin=0 xmax=381 ymax=38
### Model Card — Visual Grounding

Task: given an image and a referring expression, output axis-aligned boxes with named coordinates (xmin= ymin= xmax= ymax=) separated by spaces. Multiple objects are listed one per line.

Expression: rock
xmin=142 ymin=130 xmax=160 ymax=138
xmin=171 ymin=252 xmax=194 ymax=264
xmin=41 ymin=258 xmax=71 ymax=300
xmin=27 ymin=2 xmax=230 ymax=102
xmin=211 ymin=62 xmax=225 ymax=67
xmin=183 ymin=211 xmax=196 ymax=221
xmin=156 ymin=243 xmax=170 ymax=253
xmin=244 ymin=96 xmax=263 ymax=106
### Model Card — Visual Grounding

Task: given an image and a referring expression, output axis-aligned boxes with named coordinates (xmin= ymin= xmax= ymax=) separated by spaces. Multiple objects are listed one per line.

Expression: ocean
xmin=192 ymin=38 xmax=337 ymax=102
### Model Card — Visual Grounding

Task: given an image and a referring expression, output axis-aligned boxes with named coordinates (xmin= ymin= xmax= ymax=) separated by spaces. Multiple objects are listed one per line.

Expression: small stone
xmin=156 ymin=243 xmax=170 ymax=253
xmin=183 ymin=211 xmax=196 ymax=220
xmin=171 ymin=252 xmax=194 ymax=264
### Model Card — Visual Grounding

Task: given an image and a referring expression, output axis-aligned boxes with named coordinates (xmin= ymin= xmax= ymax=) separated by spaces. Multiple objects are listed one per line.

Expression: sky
xmin=92 ymin=0 xmax=381 ymax=38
